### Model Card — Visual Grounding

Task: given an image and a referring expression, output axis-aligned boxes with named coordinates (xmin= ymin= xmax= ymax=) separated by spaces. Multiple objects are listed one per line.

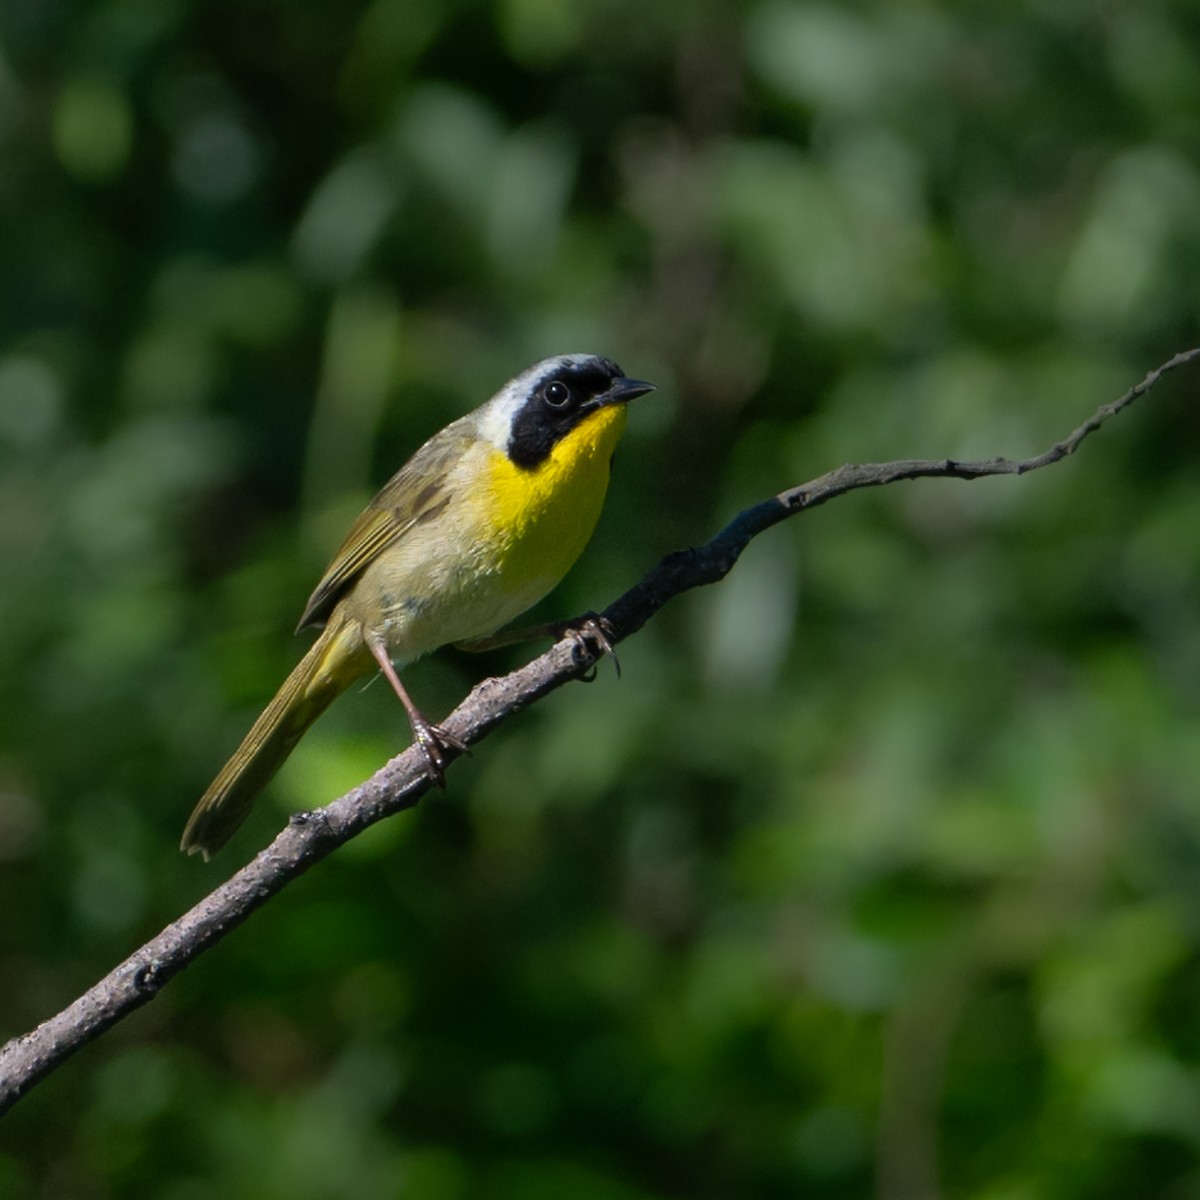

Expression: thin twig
xmin=1 ymin=346 xmax=1196 ymax=1117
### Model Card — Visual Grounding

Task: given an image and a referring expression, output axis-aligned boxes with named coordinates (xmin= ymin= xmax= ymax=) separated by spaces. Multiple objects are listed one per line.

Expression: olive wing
xmin=296 ymin=419 xmax=473 ymax=630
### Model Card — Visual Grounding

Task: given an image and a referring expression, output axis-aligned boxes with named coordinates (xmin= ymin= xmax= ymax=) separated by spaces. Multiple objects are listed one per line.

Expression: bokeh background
xmin=3 ymin=1 xmax=1200 ymax=1196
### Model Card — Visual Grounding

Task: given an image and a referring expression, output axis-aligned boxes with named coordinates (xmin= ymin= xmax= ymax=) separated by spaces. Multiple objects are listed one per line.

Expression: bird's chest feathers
xmin=483 ymin=405 xmax=625 ymax=587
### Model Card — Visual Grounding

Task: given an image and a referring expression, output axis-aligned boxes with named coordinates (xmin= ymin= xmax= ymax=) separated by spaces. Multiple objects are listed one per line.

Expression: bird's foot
xmin=554 ymin=612 xmax=620 ymax=681
xmin=410 ymin=715 xmax=469 ymax=787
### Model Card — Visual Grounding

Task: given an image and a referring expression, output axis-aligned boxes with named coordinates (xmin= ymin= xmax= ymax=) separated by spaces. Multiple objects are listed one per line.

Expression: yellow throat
xmin=484 ymin=402 xmax=627 ymax=600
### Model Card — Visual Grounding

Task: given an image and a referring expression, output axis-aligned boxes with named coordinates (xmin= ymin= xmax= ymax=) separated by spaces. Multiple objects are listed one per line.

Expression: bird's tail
xmin=181 ymin=617 xmax=368 ymax=859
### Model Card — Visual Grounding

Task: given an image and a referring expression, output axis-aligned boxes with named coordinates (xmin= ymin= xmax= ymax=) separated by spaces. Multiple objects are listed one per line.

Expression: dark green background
xmin=3 ymin=1 xmax=1200 ymax=1196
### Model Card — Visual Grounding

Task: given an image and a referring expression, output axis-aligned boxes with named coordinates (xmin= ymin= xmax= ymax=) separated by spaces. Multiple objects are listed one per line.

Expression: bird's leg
xmin=453 ymin=622 xmax=559 ymax=653
xmin=455 ymin=612 xmax=620 ymax=680
xmin=366 ymin=637 xmax=467 ymax=786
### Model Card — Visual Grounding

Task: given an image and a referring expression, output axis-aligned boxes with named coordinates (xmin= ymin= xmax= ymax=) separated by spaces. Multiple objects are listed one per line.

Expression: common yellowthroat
xmin=181 ymin=353 xmax=654 ymax=858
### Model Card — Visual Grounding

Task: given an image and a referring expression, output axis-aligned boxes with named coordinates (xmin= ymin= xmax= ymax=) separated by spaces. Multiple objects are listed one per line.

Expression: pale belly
xmin=344 ymin=404 xmax=625 ymax=664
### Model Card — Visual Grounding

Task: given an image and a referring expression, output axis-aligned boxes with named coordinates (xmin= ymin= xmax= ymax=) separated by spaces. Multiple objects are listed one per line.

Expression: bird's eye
xmin=543 ymin=380 xmax=571 ymax=408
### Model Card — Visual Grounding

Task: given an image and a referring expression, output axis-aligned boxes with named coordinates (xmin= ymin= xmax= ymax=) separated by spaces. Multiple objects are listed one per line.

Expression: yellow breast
xmin=352 ymin=402 xmax=629 ymax=663
xmin=483 ymin=402 xmax=627 ymax=597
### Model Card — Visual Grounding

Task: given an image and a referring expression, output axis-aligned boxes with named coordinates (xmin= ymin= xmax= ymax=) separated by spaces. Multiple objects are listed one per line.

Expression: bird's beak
xmin=601 ymin=377 xmax=656 ymax=406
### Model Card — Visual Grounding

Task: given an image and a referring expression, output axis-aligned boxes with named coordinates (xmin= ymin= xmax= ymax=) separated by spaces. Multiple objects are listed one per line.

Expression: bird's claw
xmin=413 ymin=720 xmax=469 ymax=787
xmin=555 ymin=613 xmax=621 ymax=681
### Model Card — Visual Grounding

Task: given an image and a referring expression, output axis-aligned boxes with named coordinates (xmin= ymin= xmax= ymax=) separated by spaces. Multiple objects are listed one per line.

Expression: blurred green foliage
xmin=2 ymin=0 xmax=1200 ymax=1196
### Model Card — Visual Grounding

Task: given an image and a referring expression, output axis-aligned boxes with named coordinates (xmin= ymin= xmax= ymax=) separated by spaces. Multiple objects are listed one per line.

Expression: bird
xmin=181 ymin=353 xmax=654 ymax=858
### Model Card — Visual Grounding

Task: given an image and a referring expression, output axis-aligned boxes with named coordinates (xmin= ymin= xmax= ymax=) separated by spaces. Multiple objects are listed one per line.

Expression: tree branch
xmin=2 ymin=346 xmax=1196 ymax=1117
